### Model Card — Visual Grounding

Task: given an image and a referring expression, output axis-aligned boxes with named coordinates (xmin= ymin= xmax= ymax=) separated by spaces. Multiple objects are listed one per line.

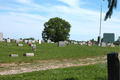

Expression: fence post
xmin=107 ymin=52 xmax=119 ymax=80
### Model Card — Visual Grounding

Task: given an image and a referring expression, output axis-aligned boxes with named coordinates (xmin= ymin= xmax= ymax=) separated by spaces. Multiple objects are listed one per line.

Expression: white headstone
xmin=0 ymin=32 xmax=3 ymax=42
xmin=58 ymin=41 xmax=65 ymax=47
xmin=47 ymin=40 xmax=51 ymax=43
xmin=24 ymin=40 xmax=28 ymax=43
xmin=101 ymin=42 xmax=106 ymax=47
xmin=7 ymin=39 xmax=11 ymax=43
xmin=39 ymin=39 xmax=41 ymax=44
xmin=25 ymin=53 xmax=34 ymax=56
xmin=17 ymin=44 xmax=23 ymax=46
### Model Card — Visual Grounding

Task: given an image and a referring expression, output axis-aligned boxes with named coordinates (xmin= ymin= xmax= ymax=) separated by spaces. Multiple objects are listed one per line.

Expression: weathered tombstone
xmin=107 ymin=52 xmax=119 ymax=80
xmin=87 ymin=40 xmax=91 ymax=46
xmin=101 ymin=42 xmax=106 ymax=47
xmin=58 ymin=41 xmax=65 ymax=47
xmin=39 ymin=39 xmax=41 ymax=44
xmin=0 ymin=32 xmax=3 ymax=42
xmin=109 ymin=43 xmax=115 ymax=47
xmin=7 ymin=38 xmax=11 ymax=43
xmin=24 ymin=53 xmax=34 ymax=56
xmin=15 ymin=40 xmax=19 ymax=43
xmin=9 ymin=54 xmax=18 ymax=57
xmin=17 ymin=44 xmax=23 ymax=46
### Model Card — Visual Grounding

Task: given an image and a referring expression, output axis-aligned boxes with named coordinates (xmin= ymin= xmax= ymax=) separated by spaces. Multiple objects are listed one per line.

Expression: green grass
xmin=0 ymin=62 xmax=108 ymax=80
xmin=0 ymin=41 xmax=119 ymax=63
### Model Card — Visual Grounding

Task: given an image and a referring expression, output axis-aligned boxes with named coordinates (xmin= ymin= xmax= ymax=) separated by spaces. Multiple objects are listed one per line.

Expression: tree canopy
xmin=42 ymin=17 xmax=71 ymax=42
xmin=104 ymin=0 xmax=117 ymax=21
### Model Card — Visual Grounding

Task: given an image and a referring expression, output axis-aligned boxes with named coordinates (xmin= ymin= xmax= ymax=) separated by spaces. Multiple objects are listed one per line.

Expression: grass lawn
xmin=0 ymin=62 xmax=108 ymax=80
xmin=0 ymin=41 xmax=119 ymax=63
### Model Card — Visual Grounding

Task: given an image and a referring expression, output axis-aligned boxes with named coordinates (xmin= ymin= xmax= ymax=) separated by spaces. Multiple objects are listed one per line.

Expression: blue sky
xmin=0 ymin=0 xmax=120 ymax=41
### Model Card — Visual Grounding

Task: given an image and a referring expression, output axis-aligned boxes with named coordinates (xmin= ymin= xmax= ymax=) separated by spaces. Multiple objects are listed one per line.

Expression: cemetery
xmin=0 ymin=38 xmax=120 ymax=79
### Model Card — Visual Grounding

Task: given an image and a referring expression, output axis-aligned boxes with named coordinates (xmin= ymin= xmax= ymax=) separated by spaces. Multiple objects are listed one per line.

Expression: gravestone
xmin=17 ymin=44 xmax=23 ymax=46
xmin=24 ymin=53 xmax=34 ymax=56
xmin=101 ymin=42 xmax=106 ymax=47
xmin=92 ymin=42 xmax=95 ymax=45
xmin=74 ymin=42 xmax=77 ymax=44
xmin=24 ymin=40 xmax=28 ymax=43
xmin=51 ymin=42 xmax=54 ymax=43
xmin=31 ymin=44 xmax=36 ymax=47
xmin=41 ymin=40 xmax=44 ymax=42
xmin=39 ymin=39 xmax=41 ymax=44
xmin=79 ymin=43 xmax=83 ymax=45
xmin=58 ymin=41 xmax=65 ymax=47
xmin=107 ymin=52 xmax=119 ymax=80
xmin=0 ymin=32 xmax=3 ymax=42
xmin=32 ymin=40 xmax=35 ymax=43
xmin=15 ymin=40 xmax=19 ymax=43
xmin=7 ymin=38 xmax=11 ymax=43
xmin=47 ymin=40 xmax=51 ymax=43
xmin=109 ymin=43 xmax=115 ymax=47
xmin=87 ymin=40 xmax=91 ymax=46
xmin=27 ymin=40 xmax=32 ymax=44
xmin=6 ymin=44 xmax=12 ymax=46
xmin=9 ymin=54 xmax=18 ymax=57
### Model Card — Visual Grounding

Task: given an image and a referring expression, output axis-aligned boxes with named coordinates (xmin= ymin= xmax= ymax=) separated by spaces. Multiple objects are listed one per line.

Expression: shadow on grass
xmin=64 ymin=77 xmax=78 ymax=80
xmin=94 ymin=77 xmax=108 ymax=80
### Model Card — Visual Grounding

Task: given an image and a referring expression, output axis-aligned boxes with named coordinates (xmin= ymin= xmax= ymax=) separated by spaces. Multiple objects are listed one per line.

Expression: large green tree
xmin=104 ymin=0 xmax=117 ymax=21
xmin=42 ymin=17 xmax=71 ymax=42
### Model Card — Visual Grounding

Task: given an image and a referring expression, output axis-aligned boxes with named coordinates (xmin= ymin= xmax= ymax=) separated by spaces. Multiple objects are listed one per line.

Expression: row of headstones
xmin=87 ymin=40 xmax=115 ymax=47
xmin=6 ymin=43 xmax=36 ymax=47
xmin=9 ymin=53 xmax=34 ymax=57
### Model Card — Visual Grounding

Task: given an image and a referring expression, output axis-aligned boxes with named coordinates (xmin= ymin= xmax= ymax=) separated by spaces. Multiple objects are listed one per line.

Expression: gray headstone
xmin=87 ymin=40 xmax=91 ymax=46
xmin=15 ymin=40 xmax=19 ymax=43
xmin=32 ymin=40 xmax=35 ymax=43
xmin=17 ymin=44 xmax=23 ymax=46
xmin=24 ymin=53 xmax=34 ymax=57
xmin=101 ymin=42 xmax=106 ymax=47
xmin=107 ymin=52 xmax=119 ymax=80
xmin=28 ymin=40 xmax=32 ymax=44
xmin=31 ymin=44 xmax=36 ymax=48
xmin=0 ymin=32 xmax=3 ymax=42
xmin=79 ymin=43 xmax=83 ymax=45
xmin=10 ymin=54 xmax=18 ymax=57
xmin=58 ymin=41 xmax=65 ymax=47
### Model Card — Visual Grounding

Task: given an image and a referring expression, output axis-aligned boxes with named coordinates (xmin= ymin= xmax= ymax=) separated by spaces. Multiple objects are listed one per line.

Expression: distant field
xmin=0 ymin=62 xmax=108 ymax=80
xmin=0 ymin=41 xmax=119 ymax=63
